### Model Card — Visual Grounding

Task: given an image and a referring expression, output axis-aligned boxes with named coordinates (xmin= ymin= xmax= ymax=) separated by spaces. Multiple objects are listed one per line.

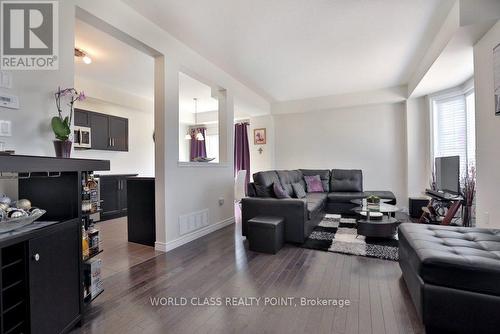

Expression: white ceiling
xmin=76 ymin=20 xmax=227 ymax=121
xmin=122 ymin=0 xmax=451 ymax=101
xmin=411 ymin=22 xmax=495 ymax=97
xmin=75 ymin=19 xmax=154 ymax=100
xmin=179 ymin=72 xmax=219 ymax=115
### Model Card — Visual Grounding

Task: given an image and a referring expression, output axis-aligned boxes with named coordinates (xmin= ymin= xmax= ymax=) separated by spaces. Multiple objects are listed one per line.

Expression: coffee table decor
xmin=366 ymin=195 xmax=381 ymax=211
xmin=351 ymin=198 xmax=401 ymax=238
xmin=301 ymin=214 xmax=399 ymax=261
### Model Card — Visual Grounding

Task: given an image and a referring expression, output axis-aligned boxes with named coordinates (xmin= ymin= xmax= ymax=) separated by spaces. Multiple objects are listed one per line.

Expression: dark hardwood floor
xmin=73 ymin=210 xmax=424 ymax=334
xmin=96 ymin=217 xmax=162 ymax=279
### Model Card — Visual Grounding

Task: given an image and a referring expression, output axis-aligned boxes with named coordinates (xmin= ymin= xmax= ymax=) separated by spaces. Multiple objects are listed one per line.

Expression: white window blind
xmin=432 ymin=91 xmax=475 ymax=178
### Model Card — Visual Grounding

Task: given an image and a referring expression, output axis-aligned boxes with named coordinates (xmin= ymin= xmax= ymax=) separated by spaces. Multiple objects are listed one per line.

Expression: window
xmin=178 ymin=72 xmax=221 ymax=163
xmin=431 ymin=89 xmax=475 ymax=178
xmin=204 ymin=123 xmax=219 ymax=163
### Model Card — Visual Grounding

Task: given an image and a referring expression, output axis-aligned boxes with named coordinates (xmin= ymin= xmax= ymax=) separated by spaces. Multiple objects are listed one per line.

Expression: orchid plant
xmin=52 ymin=87 xmax=86 ymax=141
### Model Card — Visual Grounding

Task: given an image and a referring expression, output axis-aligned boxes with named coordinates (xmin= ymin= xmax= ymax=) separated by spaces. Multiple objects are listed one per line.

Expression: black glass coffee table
xmin=351 ymin=199 xmax=401 ymax=238
xmin=356 ymin=217 xmax=400 ymax=238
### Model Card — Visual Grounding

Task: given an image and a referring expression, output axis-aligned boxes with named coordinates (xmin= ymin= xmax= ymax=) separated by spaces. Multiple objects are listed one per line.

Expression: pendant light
xmin=184 ymin=98 xmax=204 ymax=141
xmin=193 ymin=98 xmax=204 ymax=141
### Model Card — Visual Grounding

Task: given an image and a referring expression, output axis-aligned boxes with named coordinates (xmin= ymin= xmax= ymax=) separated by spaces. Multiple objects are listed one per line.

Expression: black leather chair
xmin=398 ymin=223 xmax=500 ymax=334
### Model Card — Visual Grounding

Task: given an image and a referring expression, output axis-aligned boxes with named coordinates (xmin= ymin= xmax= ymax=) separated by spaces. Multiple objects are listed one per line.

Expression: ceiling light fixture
xmin=193 ymin=98 xmax=204 ymax=141
xmin=185 ymin=98 xmax=204 ymax=141
xmin=74 ymin=48 xmax=92 ymax=64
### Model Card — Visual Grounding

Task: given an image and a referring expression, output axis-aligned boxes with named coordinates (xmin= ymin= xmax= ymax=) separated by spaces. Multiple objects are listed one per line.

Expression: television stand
xmin=420 ymin=190 xmax=463 ymax=225
xmin=425 ymin=189 xmax=462 ymax=201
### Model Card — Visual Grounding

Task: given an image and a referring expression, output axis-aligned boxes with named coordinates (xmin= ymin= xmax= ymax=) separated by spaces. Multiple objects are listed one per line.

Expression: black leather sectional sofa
xmin=241 ymin=169 xmax=396 ymax=243
xmin=399 ymin=223 xmax=500 ymax=334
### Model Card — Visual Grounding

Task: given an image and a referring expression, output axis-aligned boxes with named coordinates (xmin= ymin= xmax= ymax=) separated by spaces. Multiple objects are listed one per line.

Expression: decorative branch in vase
xmin=461 ymin=165 xmax=476 ymax=227
xmin=52 ymin=87 xmax=85 ymax=158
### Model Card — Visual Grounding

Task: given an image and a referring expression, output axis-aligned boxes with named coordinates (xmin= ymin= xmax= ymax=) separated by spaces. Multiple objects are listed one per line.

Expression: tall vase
xmin=462 ymin=205 xmax=473 ymax=227
xmin=53 ymin=140 xmax=72 ymax=158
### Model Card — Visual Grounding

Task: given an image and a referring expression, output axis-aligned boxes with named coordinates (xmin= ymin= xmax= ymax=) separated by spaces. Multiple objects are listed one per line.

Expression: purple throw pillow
xmin=273 ymin=182 xmax=290 ymax=199
xmin=304 ymin=175 xmax=324 ymax=193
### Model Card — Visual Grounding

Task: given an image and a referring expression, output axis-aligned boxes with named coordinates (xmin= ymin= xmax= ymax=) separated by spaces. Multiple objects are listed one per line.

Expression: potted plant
xmin=366 ymin=195 xmax=380 ymax=212
xmin=461 ymin=165 xmax=476 ymax=227
xmin=52 ymin=87 xmax=85 ymax=158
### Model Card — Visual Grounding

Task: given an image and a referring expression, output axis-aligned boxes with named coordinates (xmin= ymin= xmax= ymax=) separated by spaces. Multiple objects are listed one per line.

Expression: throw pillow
xmin=292 ymin=182 xmax=307 ymax=199
xmin=304 ymin=175 xmax=324 ymax=193
xmin=273 ymin=182 xmax=290 ymax=199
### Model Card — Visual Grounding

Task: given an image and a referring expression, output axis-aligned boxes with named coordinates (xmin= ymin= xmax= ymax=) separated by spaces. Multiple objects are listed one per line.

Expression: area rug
xmin=301 ymin=214 xmax=399 ymax=261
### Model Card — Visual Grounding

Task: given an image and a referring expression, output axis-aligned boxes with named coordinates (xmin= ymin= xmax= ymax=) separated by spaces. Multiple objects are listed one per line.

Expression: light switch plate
xmin=0 ymin=120 xmax=11 ymax=136
xmin=0 ymin=72 xmax=12 ymax=89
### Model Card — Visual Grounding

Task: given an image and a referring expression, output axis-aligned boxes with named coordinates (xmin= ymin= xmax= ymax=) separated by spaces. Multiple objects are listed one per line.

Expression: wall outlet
xmin=218 ymin=197 xmax=224 ymax=206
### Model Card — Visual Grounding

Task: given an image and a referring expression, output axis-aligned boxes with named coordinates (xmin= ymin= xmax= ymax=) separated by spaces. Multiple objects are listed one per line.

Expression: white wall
xmin=249 ymin=115 xmax=275 ymax=177
xmin=77 ymin=0 xmax=271 ymax=250
xmin=274 ymin=103 xmax=407 ymax=207
xmin=73 ymin=76 xmax=155 ymax=176
xmin=0 ymin=0 xmax=271 ymax=252
xmin=72 ymin=96 xmax=155 ymax=176
xmin=406 ymin=97 xmax=431 ymax=198
xmin=473 ymin=20 xmax=500 ymax=228
xmin=0 ymin=0 xmax=75 ymax=156
xmin=272 ymin=86 xmax=406 ymax=115
xmin=178 ymin=123 xmax=190 ymax=162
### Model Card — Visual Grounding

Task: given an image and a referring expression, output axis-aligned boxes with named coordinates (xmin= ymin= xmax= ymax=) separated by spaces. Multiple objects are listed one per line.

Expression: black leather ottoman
xmin=398 ymin=223 xmax=500 ymax=334
xmin=247 ymin=216 xmax=284 ymax=254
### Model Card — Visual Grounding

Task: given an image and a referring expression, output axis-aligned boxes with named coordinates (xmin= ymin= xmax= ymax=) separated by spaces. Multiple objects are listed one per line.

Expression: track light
xmin=74 ymin=48 xmax=92 ymax=65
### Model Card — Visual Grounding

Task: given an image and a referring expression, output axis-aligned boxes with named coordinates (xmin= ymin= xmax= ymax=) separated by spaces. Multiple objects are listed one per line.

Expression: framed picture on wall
xmin=494 ymin=43 xmax=500 ymax=115
xmin=254 ymin=128 xmax=266 ymax=145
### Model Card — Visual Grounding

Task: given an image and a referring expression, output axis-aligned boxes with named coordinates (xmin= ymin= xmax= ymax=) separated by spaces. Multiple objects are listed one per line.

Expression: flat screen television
xmin=435 ymin=156 xmax=460 ymax=195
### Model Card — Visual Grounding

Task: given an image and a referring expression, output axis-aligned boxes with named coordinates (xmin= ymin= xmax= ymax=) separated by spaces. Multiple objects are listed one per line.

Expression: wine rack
xmin=1 ymin=243 xmax=28 ymax=334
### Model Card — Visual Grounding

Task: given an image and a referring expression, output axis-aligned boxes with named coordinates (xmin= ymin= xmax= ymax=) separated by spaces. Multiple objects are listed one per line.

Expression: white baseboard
xmin=154 ymin=217 xmax=234 ymax=252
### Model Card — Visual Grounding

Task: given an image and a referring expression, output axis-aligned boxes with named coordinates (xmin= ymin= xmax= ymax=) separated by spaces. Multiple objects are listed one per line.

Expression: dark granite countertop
xmin=0 ymin=155 xmax=110 ymax=172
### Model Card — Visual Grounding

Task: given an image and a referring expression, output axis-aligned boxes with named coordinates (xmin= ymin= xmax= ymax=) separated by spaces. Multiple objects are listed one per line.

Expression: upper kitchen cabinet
xmin=90 ymin=112 xmax=110 ymax=150
xmin=75 ymin=109 xmax=129 ymax=152
xmin=74 ymin=108 xmax=90 ymax=127
xmin=109 ymin=116 xmax=128 ymax=151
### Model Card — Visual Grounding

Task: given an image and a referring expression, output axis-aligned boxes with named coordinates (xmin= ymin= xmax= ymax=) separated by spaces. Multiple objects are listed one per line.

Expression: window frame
xmin=177 ymin=69 xmax=228 ymax=166
xmin=428 ymin=81 xmax=475 ymax=178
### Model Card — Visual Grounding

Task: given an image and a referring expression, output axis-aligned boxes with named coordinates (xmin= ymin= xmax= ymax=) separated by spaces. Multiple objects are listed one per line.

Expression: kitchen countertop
xmin=0 ymin=154 xmax=110 ymax=172
xmin=95 ymin=174 xmax=138 ymax=177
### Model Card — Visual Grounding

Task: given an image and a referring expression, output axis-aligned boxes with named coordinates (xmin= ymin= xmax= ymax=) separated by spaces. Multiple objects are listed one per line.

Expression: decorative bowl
xmin=0 ymin=209 xmax=46 ymax=234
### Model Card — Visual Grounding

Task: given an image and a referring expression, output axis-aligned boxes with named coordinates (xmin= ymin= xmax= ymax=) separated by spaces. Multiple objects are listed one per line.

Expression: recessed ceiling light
xmin=74 ymin=48 xmax=92 ymax=64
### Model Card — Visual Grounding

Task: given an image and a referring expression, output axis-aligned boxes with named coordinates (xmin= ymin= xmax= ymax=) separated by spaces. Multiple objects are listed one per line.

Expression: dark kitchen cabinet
xmin=75 ymin=109 xmax=128 ymax=152
xmin=29 ymin=221 xmax=81 ymax=334
xmin=74 ymin=108 xmax=90 ymax=127
xmin=127 ymin=178 xmax=156 ymax=246
xmin=90 ymin=112 xmax=110 ymax=150
xmin=0 ymin=219 xmax=82 ymax=334
xmin=109 ymin=116 xmax=128 ymax=151
xmin=100 ymin=175 xmax=136 ymax=221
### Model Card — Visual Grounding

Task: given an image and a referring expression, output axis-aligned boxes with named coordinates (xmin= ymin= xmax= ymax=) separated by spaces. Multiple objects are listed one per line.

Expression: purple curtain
xmin=234 ymin=122 xmax=250 ymax=187
xmin=189 ymin=127 xmax=207 ymax=161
